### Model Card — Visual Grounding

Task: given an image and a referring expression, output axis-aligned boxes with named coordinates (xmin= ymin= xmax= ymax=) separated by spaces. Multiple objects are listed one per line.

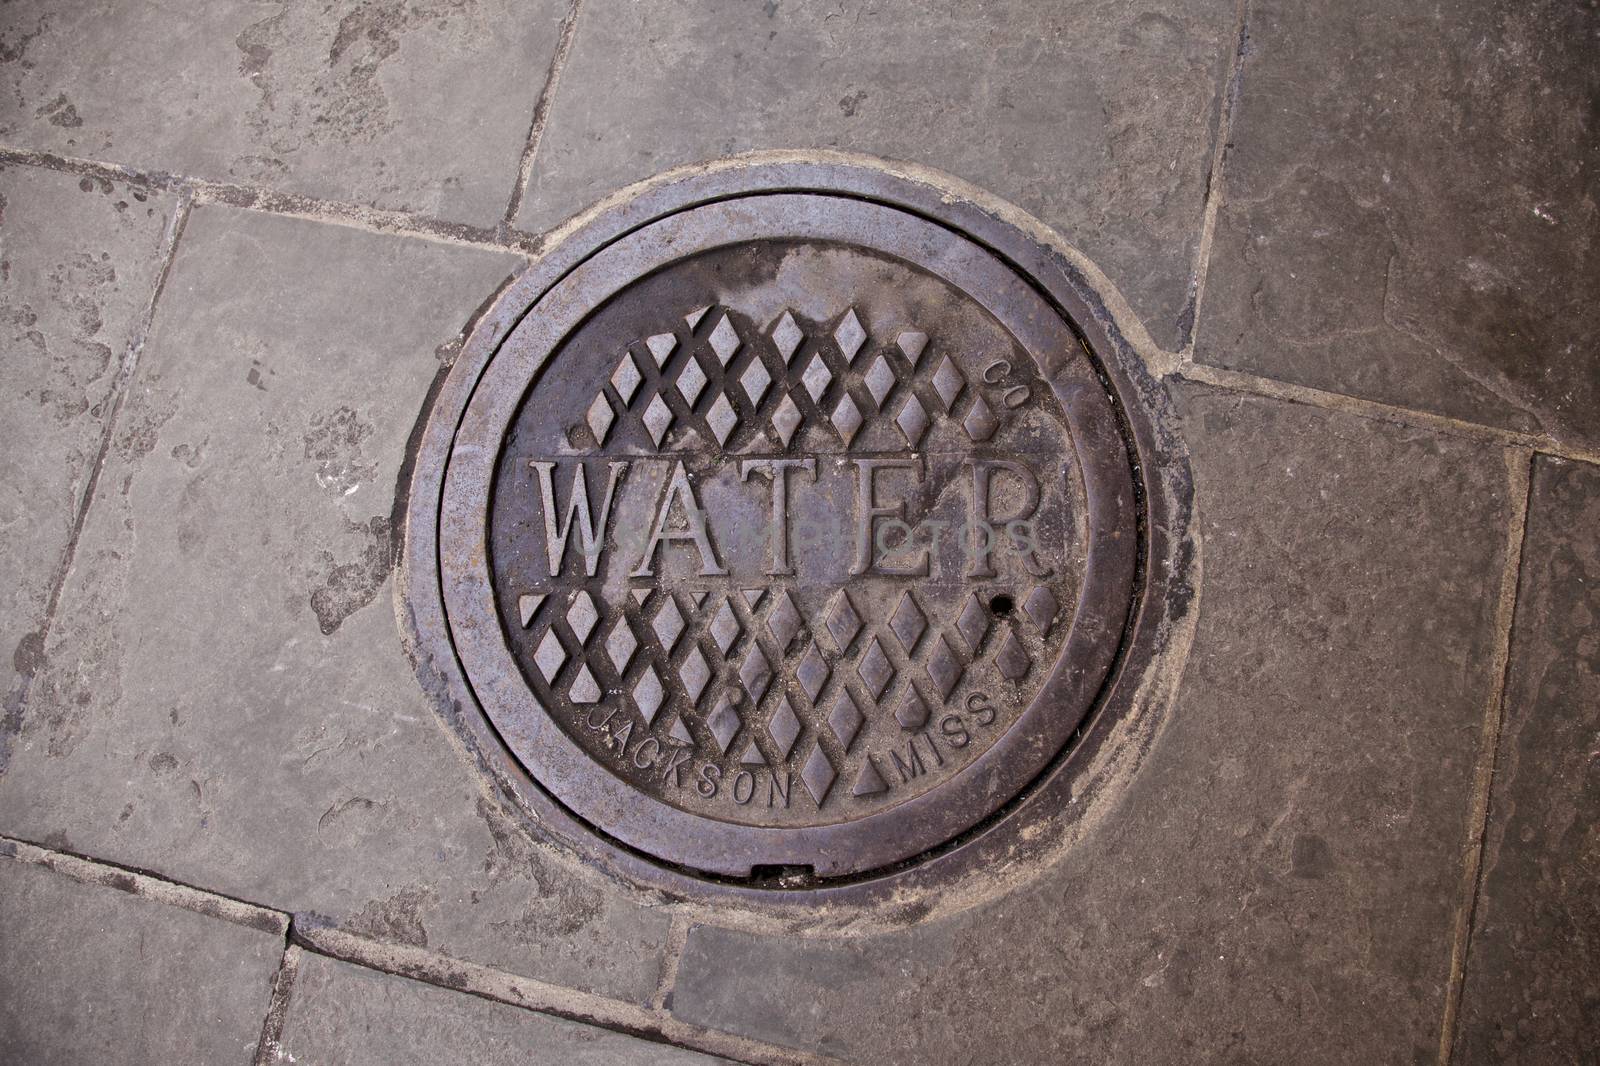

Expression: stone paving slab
xmin=0 ymin=0 xmax=566 ymax=228
xmin=516 ymin=0 xmax=1238 ymax=351
xmin=0 ymin=163 xmax=175 ymax=761
xmin=1196 ymin=0 xmax=1600 ymax=451
xmin=0 ymin=205 xmax=673 ymax=1004
xmin=0 ymin=852 xmax=283 ymax=1065
xmin=1453 ymin=455 xmax=1600 ymax=1063
xmin=280 ymin=951 xmax=730 ymax=1065
xmin=670 ymin=386 xmax=1517 ymax=1064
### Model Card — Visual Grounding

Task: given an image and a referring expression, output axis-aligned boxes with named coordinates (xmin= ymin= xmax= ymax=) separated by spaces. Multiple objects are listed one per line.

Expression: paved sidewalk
xmin=1 ymin=1 xmax=1595 ymax=1063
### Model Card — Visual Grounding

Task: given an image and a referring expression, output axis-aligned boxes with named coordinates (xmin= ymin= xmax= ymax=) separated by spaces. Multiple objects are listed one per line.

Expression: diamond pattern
xmin=863 ymin=354 xmax=895 ymax=408
xmin=585 ymin=395 xmax=614 ymax=444
xmin=643 ymin=393 xmax=673 ymax=446
xmin=740 ymin=740 xmax=767 ymax=766
xmin=739 ymin=645 xmax=773 ymax=703
xmin=801 ymin=744 xmax=837 ymax=805
xmin=566 ymin=591 xmax=599 ymax=643
xmin=956 ymin=592 xmax=990 ymax=651
xmin=766 ymin=696 xmax=802 ymax=759
xmin=611 ymin=352 xmax=643 ymax=404
xmin=801 ymin=353 xmax=832 ymax=402
xmin=828 ymin=691 xmax=864 ymax=750
xmin=766 ymin=590 xmax=803 ymax=650
xmin=533 ymin=629 xmax=566 ymax=684
xmin=857 ymin=637 xmax=894 ymax=700
xmin=680 ymin=646 xmax=712 ymax=704
xmin=889 ymin=591 xmax=926 ymax=651
xmin=931 ymin=355 xmax=965 ymax=411
xmin=826 ymin=591 xmax=862 ymax=649
xmin=652 ymin=596 xmax=684 ymax=652
xmin=963 ymin=395 xmax=998 ymax=442
xmin=772 ymin=394 xmax=802 ymax=446
xmin=740 ymin=358 xmax=771 ymax=406
xmin=796 ymin=642 xmax=829 ymax=702
xmin=605 ymin=618 xmax=637 ymax=672
xmin=677 ymin=357 xmax=707 ymax=406
xmin=1023 ymin=585 xmax=1060 ymax=631
xmin=706 ymin=393 xmax=738 ymax=446
xmin=685 ymin=306 xmax=709 ymax=330
xmin=834 ymin=308 xmax=867 ymax=363
xmin=518 ymin=593 xmax=545 ymax=629
xmin=830 ymin=394 xmax=863 ymax=446
xmin=926 ymin=634 xmax=964 ymax=699
xmin=646 ymin=333 xmax=676 ymax=366
xmin=897 ymin=330 xmax=928 ymax=365
xmin=895 ymin=687 xmax=930 ymax=730
xmin=771 ymin=310 xmax=803 ymax=363
xmin=997 ymin=630 xmax=1031 ymax=680
xmin=569 ymin=664 xmax=601 ymax=703
xmin=896 ymin=394 xmax=929 ymax=446
xmin=709 ymin=598 xmax=741 ymax=653
xmin=707 ymin=698 xmax=741 ymax=753
xmin=633 ymin=667 xmax=665 ymax=724
xmin=709 ymin=314 xmax=741 ymax=365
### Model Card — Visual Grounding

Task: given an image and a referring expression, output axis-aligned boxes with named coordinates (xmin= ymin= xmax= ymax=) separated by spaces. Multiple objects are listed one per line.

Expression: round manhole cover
xmin=407 ymin=162 xmax=1156 ymax=889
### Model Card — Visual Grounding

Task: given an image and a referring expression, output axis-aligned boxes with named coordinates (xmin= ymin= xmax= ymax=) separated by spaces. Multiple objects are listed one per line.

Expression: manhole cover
xmin=407 ymin=162 xmax=1152 ymax=888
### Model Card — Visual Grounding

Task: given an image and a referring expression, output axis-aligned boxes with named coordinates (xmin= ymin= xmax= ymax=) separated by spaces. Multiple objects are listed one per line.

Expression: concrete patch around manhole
xmin=398 ymin=154 xmax=1196 ymax=917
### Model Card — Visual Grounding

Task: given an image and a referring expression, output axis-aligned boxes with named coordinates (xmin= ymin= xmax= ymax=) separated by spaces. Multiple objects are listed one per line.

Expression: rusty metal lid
xmin=408 ymin=164 xmax=1150 ymax=887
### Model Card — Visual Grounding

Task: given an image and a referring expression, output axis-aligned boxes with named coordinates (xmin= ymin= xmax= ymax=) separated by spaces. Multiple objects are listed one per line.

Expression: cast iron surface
xmin=403 ymin=159 xmax=1183 ymax=897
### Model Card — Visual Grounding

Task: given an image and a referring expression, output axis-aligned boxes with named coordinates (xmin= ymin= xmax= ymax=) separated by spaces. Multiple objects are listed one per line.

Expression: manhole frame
xmin=398 ymin=156 xmax=1190 ymax=908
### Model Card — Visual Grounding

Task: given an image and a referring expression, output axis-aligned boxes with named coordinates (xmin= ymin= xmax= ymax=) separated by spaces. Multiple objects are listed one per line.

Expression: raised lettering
xmin=530 ymin=460 xmax=627 ymax=577
xmin=851 ymin=458 xmax=927 ymax=576
xmin=740 ymin=457 xmax=816 ymax=575
xmin=632 ymin=460 xmax=727 ymax=576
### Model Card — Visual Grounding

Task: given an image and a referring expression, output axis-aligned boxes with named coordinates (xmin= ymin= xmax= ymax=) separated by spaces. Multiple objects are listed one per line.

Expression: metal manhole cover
xmin=407 ymin=163 xmax=1152 ymax=888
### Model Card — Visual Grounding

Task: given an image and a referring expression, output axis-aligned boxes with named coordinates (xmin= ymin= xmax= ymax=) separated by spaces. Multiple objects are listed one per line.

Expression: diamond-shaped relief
xmin=517 ymin=593 xmax=546 ymax=629
xmin=834 ymin=308 xmax=867 ymax=363
xmin=585 ymin=395 xmax=614 ymax=444
xmin=996 ymin=630 xmax=1031 ymax=680
xmin=739 ymin=645 xmax=773 ymax=703
xmin=632 ymin=667 xmax=665 ymax=725
xmin=956 ymin=592 xmax=990 ymax=652
xmin=569 ymin=664 xmax=601 ymax=703
xmin=566 ymin=591 xmax=599 ymax=644
xmin=796 ymin=643 xmax=830 ymax=702
xmin=801 ymin=353 xmax=832 ymax=402
xmin=830 ymin=394 xmax=863 ymax=446
xmin=771 ymin=394 xmax=802 ymax=446
xmin=856 ymin=637 xmax=894 ymax=700
xmin=605 ymin=618 xmax=637 ymax=672
xmin=652 ymin=595 xmax=685 ymax=652
xmin=706 ymin=393 xmax=739 ymax=446
xmin=801 ymin=744 xmax=837 ymax=805
xmin=709 ymin=314 xmax=741 ymax=366
xmin=1023 ymin=585 xmax=1059 ymax=631
xmin=668 ymin=717 xmax=693 ymax=745
xmin=963 ymin=395 xmax=999 ymax=442
xmin=685 ymin=306 xmax=709 ymax=330
xmin=931 ymin=355 xmax=965 ymax=412
xmin=709 ymin=598 xmax=741 ymax=653
xmin=739 ymin=358 xmax=771 ymax=406
xmin=766 ymin=696 xmax=802 ymax=759
xmin=679 ymin=647 xmax=712 ymax=704
xmin=533 ymin=629 xmax=566 ymax=684
xmin=739 ymin=739 xmax=767 ymax=766
xmin=897 ymin=330 xmax=928 ymax=366
xmin=828 ymin=691 xmax=864 ymax=751
xmin=771 ymin=310 xmax=803 ymax=364
xmin=767 ymin=591 xmax=803 ymax=651
xmin=611 ymin=352 xmax=643 ymax=405
xmin=707 ymin=698 xmax=741 ymax=753
xmin=642 ymin=393 xmax=674 ymax=447
xmin=676 ymin=357 xmax=707 ymax=407
xmin=889 ymin=591 xmax=926 ymax=651
xmin=895 ymin=686 xmax=929 ymax=730
xmin=896 ymin=394 xmax=929 ymax=446
xmin=926 ymin=634 xmax=964 ymax=699
xmin=825 ymin=590 xmax=862 ymax=649
xmin=863 ymin=354 xmax=896 ymax=409
xmin=853 ymin=759 xmax=889 ymax=796
xmin=646 ymin=333 xmax=676 ymax=367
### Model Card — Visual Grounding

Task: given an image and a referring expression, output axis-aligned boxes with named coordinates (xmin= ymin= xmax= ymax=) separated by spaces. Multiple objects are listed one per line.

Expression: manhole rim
xmin=398 ymin=154 xmax=1191 ymax=912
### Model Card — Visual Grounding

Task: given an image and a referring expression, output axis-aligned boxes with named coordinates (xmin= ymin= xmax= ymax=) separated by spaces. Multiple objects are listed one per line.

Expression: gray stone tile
xmin=0 ymin=855 xmax=282 ymax=1065
xmin=672 ymin=387 xmax=1516 ymax=1063
xmin=0 ymin=206 xmax=673 ymax=1004
xmin=1196 ymin=0 xmax=1600 ymax=450
xmin=0 ymin=0 xmax=567 ymax=227
xmin=281 ymin=951 xmax=728 ymax=1065
xmin=516 ymin=0 xmax=1238 ymax=351
xmin=0 ymin=162 xmax=174 ymax=765
xmin=1453 ymin=455 xmax=1600 ymax=1063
